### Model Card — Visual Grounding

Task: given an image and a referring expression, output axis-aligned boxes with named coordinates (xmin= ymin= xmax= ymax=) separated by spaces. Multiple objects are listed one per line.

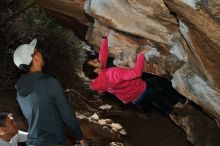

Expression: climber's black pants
xmin=134 ymin=73 xmax=185 ymax=115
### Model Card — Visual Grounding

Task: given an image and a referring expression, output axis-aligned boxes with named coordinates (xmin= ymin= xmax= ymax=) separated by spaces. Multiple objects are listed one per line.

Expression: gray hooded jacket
xmin=16 ymin=71 xmax=83 ymax=145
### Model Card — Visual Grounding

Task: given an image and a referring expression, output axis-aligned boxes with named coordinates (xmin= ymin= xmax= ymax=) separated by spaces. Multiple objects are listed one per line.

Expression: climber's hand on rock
xmin=144 ymin=47 xmax=160 ymax=60
xmin=139 ymin=45 xmax=150 ymax=54
xmin=103 ymin=29 xmax=110 ymax=38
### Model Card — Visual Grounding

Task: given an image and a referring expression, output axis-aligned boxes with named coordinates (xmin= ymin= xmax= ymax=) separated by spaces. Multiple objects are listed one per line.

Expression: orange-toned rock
xmin=38 ymin=0 xmax=88 ymax=25
xmin=37 ymin=0 xmax=90 ymax=38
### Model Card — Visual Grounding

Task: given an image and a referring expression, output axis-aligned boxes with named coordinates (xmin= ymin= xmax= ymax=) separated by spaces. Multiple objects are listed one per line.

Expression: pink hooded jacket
xmin=90 ymin=38 xmax=146 ymax=104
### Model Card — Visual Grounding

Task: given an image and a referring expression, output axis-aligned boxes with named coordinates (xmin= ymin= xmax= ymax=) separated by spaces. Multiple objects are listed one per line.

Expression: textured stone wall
xmin=37 ymin=0 xmax=220 ymax=119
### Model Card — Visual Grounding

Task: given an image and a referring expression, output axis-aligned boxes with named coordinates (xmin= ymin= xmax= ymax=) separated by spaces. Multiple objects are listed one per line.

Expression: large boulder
xmin=37 ymin=0 xmax=220 ymax=142
xmin=164 ymin=0 xmax=220 ymax=117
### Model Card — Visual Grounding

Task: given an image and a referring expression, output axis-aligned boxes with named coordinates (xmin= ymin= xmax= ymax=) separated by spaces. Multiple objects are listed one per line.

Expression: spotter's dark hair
xmin=0 ymin=112 xmax=12 ymax=127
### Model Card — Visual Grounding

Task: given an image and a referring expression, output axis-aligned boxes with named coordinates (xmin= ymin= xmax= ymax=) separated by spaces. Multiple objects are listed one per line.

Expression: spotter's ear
xmin=0 ymin=127 xmax=6 ymax=135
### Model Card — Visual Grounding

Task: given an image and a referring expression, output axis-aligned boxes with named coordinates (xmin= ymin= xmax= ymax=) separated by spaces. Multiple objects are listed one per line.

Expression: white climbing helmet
xmin=13 ymin=39 xmax=37 ymax=69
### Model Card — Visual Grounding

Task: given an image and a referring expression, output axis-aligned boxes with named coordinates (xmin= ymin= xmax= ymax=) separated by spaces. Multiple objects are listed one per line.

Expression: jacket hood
xmin=16 ymin=71 xmax=43 ymax=97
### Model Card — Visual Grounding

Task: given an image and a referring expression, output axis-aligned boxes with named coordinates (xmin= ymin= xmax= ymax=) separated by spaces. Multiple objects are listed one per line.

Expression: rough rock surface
xmin=37 ymin=0 xmax=91 ymax=38
xmin=172 ymin=65 xmax=220 ymax=118
xmin=165 ymin=0 xmax=220 ymax=90
xmin=84 ymin=0 xmax=179 ymax=45
xmin=202 ymin=0 xmax=220 ymax=23
xmin=170 ymin=102 xmax=220 ymax=146
xmin=38 ymin=0 xmax=89 ymax=25
xmin=38 ymin=0 xmax=220 ymax=145
xmin=38 ymin=0 xmax=220 ymax=118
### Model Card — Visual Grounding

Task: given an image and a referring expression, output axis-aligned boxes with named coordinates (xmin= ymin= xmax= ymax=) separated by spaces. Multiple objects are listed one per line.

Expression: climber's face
xmin=88 ymin=59 xmax=102 ymax=69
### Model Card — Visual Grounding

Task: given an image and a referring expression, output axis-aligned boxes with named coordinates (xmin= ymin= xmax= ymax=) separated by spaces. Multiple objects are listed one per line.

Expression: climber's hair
xmin=0 ymin=112 xmax=12 ymax=127
xmin=82 ymin=60 xmax=98 ymax=79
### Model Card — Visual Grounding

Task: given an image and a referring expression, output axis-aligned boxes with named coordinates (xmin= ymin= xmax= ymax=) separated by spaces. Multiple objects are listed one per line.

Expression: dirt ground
xmin=86 ymin=96 xmax=191 ymax=146
xmin=0 ymin=90 xmax=191 ymax=146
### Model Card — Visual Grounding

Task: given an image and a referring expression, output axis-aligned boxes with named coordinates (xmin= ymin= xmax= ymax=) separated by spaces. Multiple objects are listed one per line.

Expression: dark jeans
xmin=134 ymin=73 xmax=185 ymax=115
xmin=133 ymin=87 xmax=154 ymax=112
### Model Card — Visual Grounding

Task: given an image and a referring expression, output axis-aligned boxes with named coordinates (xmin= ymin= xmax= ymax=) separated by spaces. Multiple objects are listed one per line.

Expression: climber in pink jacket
xmin=83 ymin=31 xmax=185 ymax=115
xmin=89 ymin=38 xmax=146 ymax=104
